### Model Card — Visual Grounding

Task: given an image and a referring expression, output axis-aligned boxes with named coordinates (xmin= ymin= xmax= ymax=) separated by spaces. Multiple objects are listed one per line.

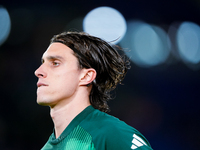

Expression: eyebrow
xmin=52 ymin=40 xmax=88 ymax=63
xmin=41 ymin=55 xmax=64 ymax=63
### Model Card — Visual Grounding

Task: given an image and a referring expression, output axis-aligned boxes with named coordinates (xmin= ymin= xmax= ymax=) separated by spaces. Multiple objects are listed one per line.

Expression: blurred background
xmin=0 ymin=0 xmax=200 ymax=149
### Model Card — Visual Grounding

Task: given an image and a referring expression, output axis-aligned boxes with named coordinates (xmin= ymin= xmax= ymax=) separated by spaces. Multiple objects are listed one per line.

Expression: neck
xmin=50 ymin=88 xmax=91 ymax=139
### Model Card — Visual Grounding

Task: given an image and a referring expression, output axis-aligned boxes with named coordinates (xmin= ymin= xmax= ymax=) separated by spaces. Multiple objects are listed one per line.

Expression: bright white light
xmin=120 ymin=20 xmax=170 ymax=67
xmin=0 ymin=6 xmax=11 ymax=46
xmin=83 ymin=6 xmax=127 ymax=44
xmin=177 ymin=21 xmax=200 ymax=64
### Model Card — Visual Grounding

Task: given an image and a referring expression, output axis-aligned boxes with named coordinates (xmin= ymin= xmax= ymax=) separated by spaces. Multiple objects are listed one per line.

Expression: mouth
xmin=37 ymin=82 xmax=48 ymax=87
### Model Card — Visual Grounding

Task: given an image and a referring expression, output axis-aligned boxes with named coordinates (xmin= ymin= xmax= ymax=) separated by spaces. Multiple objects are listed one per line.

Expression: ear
xmin=79 ymin=68 xmax=96 ymax=86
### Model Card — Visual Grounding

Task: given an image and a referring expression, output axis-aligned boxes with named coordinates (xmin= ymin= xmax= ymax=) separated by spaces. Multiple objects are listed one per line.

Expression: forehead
xmin=42 ymin=42 xmax=75 ymax=59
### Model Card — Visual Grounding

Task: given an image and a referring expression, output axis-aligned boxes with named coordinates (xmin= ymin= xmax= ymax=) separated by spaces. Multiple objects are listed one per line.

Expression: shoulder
xmin=81 ymin=108 xmax=132 ymax=132
xmin=80 ymin=108 xmax=153 ymax=150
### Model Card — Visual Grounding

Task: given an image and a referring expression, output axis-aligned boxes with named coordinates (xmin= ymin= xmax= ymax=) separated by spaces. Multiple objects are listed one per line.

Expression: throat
xmin=50 ymin=109 xmax=73 ymax=138
xmin=50 ymin=104 xmax=90 ymax=138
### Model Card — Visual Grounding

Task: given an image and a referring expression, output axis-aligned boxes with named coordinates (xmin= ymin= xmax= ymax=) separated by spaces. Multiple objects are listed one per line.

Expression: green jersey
xmin=41 ymin=106 xmax=153 ymax=150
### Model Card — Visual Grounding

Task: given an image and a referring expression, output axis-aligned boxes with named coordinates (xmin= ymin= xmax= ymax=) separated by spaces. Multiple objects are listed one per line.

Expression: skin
xmin=35 ymin=42 xmax=96 ymax=138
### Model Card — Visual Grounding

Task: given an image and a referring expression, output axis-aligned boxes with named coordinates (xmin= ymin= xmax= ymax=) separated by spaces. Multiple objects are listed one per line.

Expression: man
xmin=35 ymin=31 xmax=153 ymax=150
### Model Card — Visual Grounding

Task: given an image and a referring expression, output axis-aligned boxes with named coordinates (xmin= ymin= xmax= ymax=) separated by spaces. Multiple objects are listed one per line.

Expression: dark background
xmin=0 ymin=0 xmax=200 ymax=149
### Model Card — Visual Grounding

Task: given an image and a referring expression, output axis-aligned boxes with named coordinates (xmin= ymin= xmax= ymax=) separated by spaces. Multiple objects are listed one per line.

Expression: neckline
xmin=50 ymin=105 xmax=95 ymax=144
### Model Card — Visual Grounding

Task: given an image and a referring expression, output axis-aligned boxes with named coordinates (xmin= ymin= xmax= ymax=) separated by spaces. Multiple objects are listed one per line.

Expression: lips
xmin=37 ymin=82 xmax=48 ymax=87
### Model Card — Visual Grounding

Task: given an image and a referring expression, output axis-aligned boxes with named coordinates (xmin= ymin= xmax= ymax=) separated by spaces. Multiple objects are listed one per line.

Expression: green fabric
xmin=41 ymin=106 xmax=153 ymax=150
xmin=41 ymin=125 xmax=95 ymax=150
xmin=63 ymin=125 xmax=95 ymax=150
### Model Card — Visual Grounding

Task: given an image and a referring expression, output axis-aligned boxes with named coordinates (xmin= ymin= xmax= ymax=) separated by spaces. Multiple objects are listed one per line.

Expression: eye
xmin=41 ymin=59 xmax=44 ymax=64
xmin=52 ymin=61 xmax=60 ymax=66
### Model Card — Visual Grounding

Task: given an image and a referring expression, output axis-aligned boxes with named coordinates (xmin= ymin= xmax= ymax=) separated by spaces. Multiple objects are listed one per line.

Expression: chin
xmin=37 ymin=99 xmax=50 ymax=106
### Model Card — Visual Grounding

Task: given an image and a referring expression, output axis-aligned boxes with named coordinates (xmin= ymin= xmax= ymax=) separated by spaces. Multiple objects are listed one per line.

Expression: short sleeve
xmin=104 ymin=124 xmax=153 ymax=150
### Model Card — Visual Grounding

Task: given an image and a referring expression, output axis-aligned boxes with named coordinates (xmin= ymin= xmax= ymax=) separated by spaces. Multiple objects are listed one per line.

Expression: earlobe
xmin=80 ymin=68 xmax=96 ymax=86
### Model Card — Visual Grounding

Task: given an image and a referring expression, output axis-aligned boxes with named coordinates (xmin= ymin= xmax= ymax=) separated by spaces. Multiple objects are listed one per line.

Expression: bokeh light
xmin=168 ymin=22 xmax=180 ymax=60
xmin=83 ymin=6 xmax=127 ymax=44
xmin=120 ymin=20 xmax=171 ymax=67
xmin=0 ymin=6 xmax=11 ymax=46
xmin=176 ymin=21 xmax=200 ymax=64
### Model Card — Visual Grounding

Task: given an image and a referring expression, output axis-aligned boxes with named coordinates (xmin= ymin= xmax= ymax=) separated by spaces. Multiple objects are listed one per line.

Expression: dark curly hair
xmin=50 ymin=31 xmax=130 ymax=113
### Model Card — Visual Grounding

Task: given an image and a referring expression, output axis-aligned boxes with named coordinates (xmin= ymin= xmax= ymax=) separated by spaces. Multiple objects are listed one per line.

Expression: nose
xmin=34 ymin=64 xmax=47 ymax=78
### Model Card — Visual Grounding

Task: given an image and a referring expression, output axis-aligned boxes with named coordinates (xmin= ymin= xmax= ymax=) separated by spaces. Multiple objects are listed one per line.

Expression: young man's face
xmin=35 ymin=42 xmax=82 ymax=108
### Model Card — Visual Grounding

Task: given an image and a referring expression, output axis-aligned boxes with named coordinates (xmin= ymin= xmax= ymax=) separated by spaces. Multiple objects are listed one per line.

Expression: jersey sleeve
xmin=130 ymin=133 xmax=153 ymax=150
xmin=80 ymin=108 xmax=153 ymax=150
xmin=104 ymin=123 xmax=153 ymax=150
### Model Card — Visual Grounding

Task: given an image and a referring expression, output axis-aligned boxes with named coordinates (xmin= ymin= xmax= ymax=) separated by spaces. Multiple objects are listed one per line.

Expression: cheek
xmin=53 ymin=77 xmax=79 ymax=99
xmin=56 ymin=72 xmax=80 ymax=90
